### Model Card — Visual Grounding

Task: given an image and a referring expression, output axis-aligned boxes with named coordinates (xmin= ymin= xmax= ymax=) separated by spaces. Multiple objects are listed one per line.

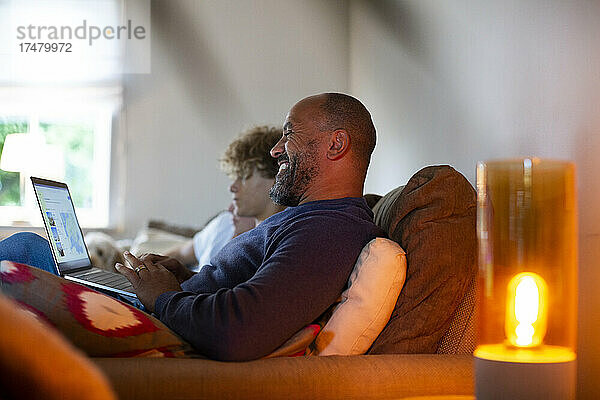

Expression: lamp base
xmin=475 ymin=357 xmax=576 ymax=400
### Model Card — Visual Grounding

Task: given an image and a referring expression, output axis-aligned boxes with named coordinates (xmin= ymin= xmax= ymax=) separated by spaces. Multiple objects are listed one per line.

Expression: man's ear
xmin=326 ymin=129 xmax=350 ymax=160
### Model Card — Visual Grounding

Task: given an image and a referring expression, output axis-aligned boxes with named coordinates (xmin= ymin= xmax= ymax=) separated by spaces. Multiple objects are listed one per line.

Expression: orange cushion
xmin=0 ymin=292 xmax=116 ymax=400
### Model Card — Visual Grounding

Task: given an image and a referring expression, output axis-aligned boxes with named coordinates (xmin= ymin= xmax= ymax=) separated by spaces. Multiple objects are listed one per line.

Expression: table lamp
xmin=475 ymin=158 xmax=577 ymax=399
xmin=0 ymin=133 xmax=65 ymax=221
xmin=0 ymin=133 xmax=45 ymax=206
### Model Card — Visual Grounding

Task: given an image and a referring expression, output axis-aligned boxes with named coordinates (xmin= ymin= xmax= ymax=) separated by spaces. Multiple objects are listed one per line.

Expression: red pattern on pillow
xmin=288 ymin=324 xmax=321 ymax=357
xmin=263 ymin=323 xmax=322 ymax=358
xmin=0 ymin=261 xmax=36 ymax=283
xmin=62 ymin=283 xmax=159 ymax=338
xmin=15 ymin=300 xmax=54 ymax=327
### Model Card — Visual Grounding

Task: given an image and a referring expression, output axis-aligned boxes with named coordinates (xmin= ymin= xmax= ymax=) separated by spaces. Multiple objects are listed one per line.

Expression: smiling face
xmin=269 ymin=97 xmax=324 ymax=206
xmin=229 ymin=169 xmax=276 ymax=221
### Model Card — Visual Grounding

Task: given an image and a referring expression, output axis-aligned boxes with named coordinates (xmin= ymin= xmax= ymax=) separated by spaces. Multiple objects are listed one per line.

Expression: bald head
xmin=311 ymin=93 xmax=376 ymax=173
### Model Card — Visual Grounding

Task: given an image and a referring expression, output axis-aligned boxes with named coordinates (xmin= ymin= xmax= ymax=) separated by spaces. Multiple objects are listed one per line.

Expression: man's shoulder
xmin=276 ymin=197 xmax=372 ymax=220
xmin=262 ymin=197 xmax=380 ymax=240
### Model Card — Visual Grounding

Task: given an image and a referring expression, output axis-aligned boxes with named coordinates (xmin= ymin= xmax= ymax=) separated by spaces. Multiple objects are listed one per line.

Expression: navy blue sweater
xmin=154 ymin=197 xmax=383 ymax=360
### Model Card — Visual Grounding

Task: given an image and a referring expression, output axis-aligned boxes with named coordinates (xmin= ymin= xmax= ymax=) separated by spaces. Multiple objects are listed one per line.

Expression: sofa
xmin=92 ymin=283 xmax=476 ymax=400
xmin=1 ymin=165 xmax=478 ymax=399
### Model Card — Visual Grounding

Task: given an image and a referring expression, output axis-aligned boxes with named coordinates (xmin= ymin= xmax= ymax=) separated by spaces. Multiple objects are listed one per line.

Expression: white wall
xmin=350 ymin=0 xmax=600 ymax=397
xmin=117 ymin=0 xmax=349 ymax=236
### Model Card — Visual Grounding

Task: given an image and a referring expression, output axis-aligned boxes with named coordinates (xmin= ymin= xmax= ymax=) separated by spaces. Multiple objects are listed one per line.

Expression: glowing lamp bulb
xmin=505 ymin=272 xmax=548 ymax=348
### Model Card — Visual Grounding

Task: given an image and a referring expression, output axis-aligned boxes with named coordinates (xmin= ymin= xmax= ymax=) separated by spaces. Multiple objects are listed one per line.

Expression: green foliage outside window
xmin=40 ymin=121 xmax=95 ymax=208
xmin=0 ymin=118 xmax=95 ymax=209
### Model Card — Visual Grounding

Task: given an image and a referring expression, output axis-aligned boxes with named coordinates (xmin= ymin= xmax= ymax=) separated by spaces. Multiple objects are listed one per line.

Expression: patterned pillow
xmin=0 ymin=261 xmax=193 ymax=358
xmin=263 ymin=324 xmax=322 ymax=358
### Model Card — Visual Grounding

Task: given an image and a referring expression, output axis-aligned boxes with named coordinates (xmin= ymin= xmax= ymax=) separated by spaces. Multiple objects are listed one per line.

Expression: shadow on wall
xmin=140 ymin=1 xmax=247 ymax=121
xmin=358 ymin=0 xmax=429 ymax=69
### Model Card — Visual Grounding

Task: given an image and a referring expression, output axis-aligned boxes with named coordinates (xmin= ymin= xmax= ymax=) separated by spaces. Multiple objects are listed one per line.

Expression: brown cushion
xmin=436 ymin=277 xmax=477 ymax=354
xmin=367 ymin=165 xmax=477 ymax=354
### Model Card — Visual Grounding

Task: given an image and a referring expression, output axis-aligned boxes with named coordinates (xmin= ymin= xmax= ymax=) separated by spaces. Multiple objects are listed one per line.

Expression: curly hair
xmin=220 ymin=125 xmax=282 ymax=179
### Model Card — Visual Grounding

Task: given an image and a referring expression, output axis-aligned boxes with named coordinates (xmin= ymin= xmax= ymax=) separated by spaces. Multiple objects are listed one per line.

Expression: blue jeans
xmin=0 ymin=231 xmax=144 ymax=309
xmin=0 ymin=232 xmax=58 ymax=274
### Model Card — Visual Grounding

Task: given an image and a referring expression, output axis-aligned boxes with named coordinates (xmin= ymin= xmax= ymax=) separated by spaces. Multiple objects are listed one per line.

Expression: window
xmin=0 ymin=89 xmax=117 ymax=227
xmin=0 ymin=0 xmax=136 ymax=227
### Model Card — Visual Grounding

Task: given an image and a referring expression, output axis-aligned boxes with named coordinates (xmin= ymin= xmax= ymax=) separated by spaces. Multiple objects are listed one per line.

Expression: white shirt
xmin=191 ymin=211 xmax=234 ymax=272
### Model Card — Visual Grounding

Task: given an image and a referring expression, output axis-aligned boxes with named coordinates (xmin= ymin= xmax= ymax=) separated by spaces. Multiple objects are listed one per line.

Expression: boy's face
xmin=229 ymin=168 xmax=275 ymax=221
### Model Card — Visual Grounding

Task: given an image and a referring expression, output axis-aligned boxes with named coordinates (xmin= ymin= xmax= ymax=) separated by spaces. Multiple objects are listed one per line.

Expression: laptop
xmin=31 ymin=176 xmax=136 ymax=297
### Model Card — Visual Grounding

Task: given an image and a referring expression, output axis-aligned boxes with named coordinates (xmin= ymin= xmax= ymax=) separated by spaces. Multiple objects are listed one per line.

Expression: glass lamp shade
xmin=475 ymin=158 xmax=577 ymax=363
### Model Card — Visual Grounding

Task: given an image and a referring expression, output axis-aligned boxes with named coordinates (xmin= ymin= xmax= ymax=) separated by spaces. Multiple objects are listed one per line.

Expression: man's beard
xmin=269 ymin=149 xmax=319 ymax=207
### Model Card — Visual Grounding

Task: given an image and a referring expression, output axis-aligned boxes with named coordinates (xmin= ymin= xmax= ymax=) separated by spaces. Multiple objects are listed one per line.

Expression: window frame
xmin=0 ymin=87 xmax=120 ymax=228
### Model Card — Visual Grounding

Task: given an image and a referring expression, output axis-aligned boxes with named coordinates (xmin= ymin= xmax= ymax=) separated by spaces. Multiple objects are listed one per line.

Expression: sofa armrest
xmin=93 ymin=354 xmax=473 ymax=400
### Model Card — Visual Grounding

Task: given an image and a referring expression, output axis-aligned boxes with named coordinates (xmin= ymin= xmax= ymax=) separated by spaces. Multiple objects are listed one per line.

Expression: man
xmin=165 ymin=126 xmax=285 ymax=269
xmin=117 ymin=93 xmax=383 ymax=361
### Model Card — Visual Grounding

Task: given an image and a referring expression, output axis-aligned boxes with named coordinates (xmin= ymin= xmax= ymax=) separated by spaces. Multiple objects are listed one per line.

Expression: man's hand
xmin=138 ymin=253 xmax=195 ymax=283
xmin=115 ymin=252 xmax=183 ymax=313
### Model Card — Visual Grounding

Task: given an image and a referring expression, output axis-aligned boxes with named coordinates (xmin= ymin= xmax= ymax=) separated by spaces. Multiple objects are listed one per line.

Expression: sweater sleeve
xmin=154 ymin=216 xmax=366 ymax=361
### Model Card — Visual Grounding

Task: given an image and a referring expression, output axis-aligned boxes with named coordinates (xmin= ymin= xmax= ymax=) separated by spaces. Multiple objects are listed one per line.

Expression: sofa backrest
xmin=365 ymin=165 xmax=478 ymax=355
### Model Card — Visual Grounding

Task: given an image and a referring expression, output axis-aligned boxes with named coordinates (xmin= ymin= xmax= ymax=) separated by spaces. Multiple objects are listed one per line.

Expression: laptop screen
xmin=32 ymin=178 xmax=91 ymax=273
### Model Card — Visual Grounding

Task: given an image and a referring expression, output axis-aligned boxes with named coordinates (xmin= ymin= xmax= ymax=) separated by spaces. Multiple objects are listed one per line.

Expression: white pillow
xmin=313 ymin=238 xmax=407 ymax=356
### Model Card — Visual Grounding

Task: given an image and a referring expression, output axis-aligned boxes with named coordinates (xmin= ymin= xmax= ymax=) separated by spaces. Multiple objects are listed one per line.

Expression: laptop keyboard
xmin=70 ymin=268 xmax=134 ymax=292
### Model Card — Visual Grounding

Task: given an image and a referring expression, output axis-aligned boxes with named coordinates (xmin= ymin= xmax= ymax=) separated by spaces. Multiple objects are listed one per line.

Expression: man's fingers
xmin=139 ymin=253 xmax=156 ymax=261
xmin=124 ymin=251 xmax=155 ymax=272
xmin=143 ymin=259 xmax=159 ymax=272
xmin=123 ymin=251 xmax=142 ymax=268
xmin=115 ymin=263 xmax=141 ymax=287
xmin=154 ymin=263 xmax=172 ymax=274
xmin=140 ymin=253 xmax=167 ymax=263
xmin=123 ymin=253 xmax=159 ymax=275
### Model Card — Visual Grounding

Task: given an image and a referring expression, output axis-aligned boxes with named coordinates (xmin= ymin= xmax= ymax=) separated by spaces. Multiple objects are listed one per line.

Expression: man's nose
xmin=270 ymin=136 xmax=285 ymax=158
